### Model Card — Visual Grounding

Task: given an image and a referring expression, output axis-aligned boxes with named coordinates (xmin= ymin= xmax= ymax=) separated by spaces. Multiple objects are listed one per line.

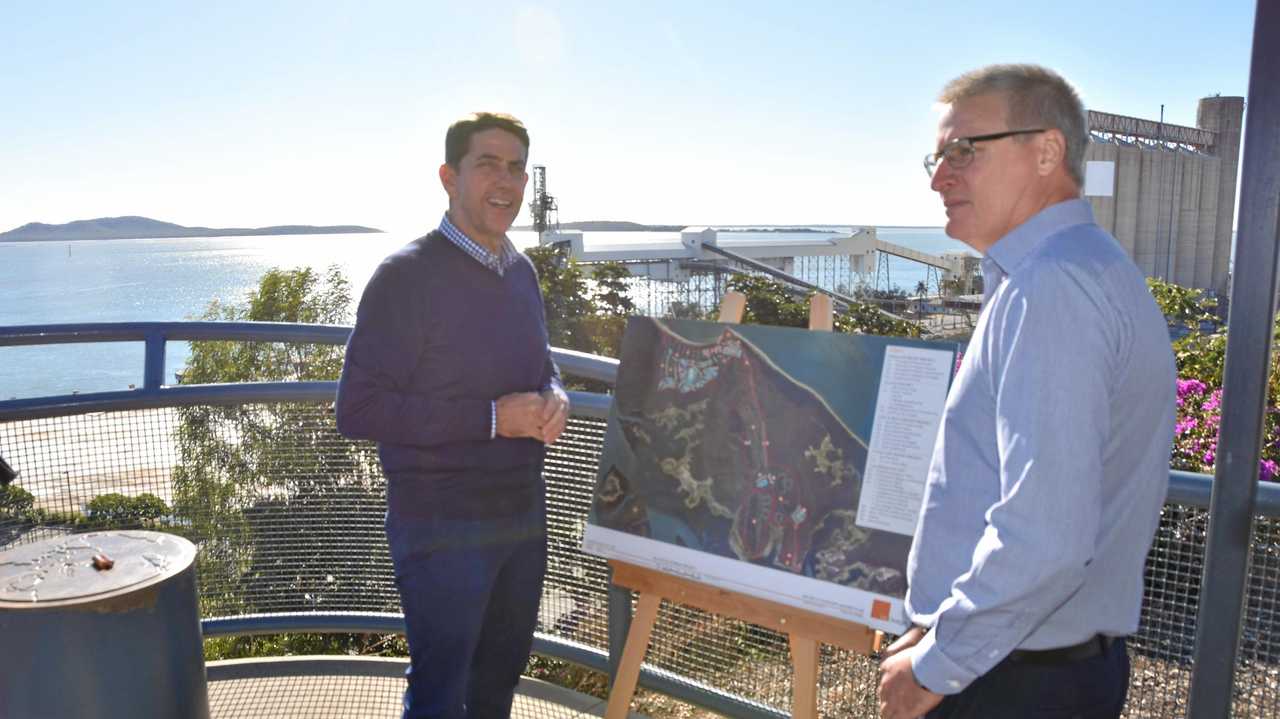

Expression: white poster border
xmin=583 ymin=524 xmax=909 ymax=634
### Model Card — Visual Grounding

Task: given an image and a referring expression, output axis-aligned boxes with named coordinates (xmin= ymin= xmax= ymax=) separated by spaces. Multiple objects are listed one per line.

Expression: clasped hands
xmin=495 ymin=387 xmax=569 ymax=445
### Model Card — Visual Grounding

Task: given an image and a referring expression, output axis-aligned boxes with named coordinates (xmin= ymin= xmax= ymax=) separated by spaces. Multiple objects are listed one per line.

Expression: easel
xmin=603 ymin=291 xmax=882 ymax=719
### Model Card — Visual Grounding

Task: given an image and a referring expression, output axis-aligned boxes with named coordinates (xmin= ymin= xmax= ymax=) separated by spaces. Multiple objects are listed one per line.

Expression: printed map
xmin=588 ymin=317 xmax=942 ymax=605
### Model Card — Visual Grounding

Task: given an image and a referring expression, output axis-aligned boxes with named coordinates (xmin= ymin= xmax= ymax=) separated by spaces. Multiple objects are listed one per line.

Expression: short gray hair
xmin=940 ymin=64 xmax=1088 ymax=187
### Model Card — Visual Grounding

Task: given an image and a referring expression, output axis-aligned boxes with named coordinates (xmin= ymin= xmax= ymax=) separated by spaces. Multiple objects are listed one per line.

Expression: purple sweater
xmin=335 ymin=231 xmax=560 ymax=518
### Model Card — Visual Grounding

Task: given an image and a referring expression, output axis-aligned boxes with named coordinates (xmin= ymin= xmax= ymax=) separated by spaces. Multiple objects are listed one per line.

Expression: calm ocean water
xmin=0 ymin=227 xmax=958 ymax=399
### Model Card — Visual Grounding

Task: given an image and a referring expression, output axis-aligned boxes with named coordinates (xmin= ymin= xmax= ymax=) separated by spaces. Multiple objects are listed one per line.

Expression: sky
xmin=0 ymin=1 xmax=1259 ymax=236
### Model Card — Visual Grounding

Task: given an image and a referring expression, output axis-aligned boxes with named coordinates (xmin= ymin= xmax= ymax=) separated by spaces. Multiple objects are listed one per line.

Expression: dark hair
xmin=940 ymin=64 xmax=1089 ymax=187
xmin=445 ymin=112 xmax=530 ymax=167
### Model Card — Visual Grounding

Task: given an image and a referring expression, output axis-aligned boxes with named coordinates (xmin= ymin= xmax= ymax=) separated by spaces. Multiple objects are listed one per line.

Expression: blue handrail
xmin=0 ymin=322 xmax=617 ymax=421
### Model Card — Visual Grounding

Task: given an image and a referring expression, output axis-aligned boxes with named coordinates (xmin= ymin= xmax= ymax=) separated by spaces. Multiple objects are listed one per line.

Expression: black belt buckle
xmin=1008 ymin=635 xmax=1112 ymax=665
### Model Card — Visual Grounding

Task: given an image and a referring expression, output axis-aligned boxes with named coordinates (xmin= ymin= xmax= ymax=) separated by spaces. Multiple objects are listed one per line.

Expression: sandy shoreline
xmin=0 ymin=408 xmax=180 ymax=512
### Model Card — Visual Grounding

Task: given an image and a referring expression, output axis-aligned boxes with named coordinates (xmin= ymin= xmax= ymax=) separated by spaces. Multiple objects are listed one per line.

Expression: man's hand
xmin=879 ymin=649 xmax=943 ymax=719
xmin=496 ymin=392 xmax=544 ymax=440
xmin=882 ymin=626 xmax=927 ymax=659
xmin=539 ymin=386 xmax=570 ymax=445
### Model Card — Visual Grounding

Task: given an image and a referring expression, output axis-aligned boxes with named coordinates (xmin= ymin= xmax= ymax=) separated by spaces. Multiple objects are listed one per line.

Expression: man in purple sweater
xmin=335 ymin=112 xmax=569 ymax=719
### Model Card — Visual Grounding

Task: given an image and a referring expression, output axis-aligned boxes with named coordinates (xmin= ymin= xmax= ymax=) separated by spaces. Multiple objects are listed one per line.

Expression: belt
xmin=1007 ymin=635 xmax=1116 ymax=665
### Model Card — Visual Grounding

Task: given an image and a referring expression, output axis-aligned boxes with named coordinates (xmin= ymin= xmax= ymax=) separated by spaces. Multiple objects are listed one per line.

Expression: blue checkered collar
xmin=438 ymin=213 xmax=520 ymax=276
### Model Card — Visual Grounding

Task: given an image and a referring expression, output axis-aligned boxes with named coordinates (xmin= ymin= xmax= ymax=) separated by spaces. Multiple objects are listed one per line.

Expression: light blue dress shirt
xmin=439 ymin=213 xmax=521 ymax=276
xmin=905 ymin=199 xmax=1176 ymax=694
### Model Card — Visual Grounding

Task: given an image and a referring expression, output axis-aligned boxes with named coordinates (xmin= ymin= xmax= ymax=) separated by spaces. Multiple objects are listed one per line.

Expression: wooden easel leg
xmin=808 ymin=293 xmax=834 ymax=332
xmin=718 ymin=291 xmax=747 ymax=323
xmin=605 ymin=592 xmax=662 ymax=719
xmin=789 ymin=635 xmax=820 ymax=719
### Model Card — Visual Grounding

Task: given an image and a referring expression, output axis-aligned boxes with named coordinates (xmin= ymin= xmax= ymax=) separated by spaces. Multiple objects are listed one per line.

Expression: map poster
xmin=582 ymin=317 xmax=956 ymax=633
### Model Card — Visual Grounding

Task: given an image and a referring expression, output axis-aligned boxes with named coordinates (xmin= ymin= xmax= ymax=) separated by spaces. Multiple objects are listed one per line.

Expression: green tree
xmin=0 ymin=484 xmax=34 ymax=521
xmin=590 ymin=262 xmax=635 ymax=316
xmin=525 ymin=245 xmax=595 ymax=353
xmin=1147 ymin=277 xmax=1217 ymax=335
xmin=1172 ymin=331 xmax=1229 ymax=387
xmin=181 ymin=266 xmax=351 ymax=384
xmin=725 ymin=274 xmax=923 ymax=338
xmin=726 ymin=275 xmax=810 ymax=328
xmin=1145 ymin=278 xmax=1226 ymax=386
xmin=583 ymin=261 xmax=637 ymax=359
xmin=172 ymin=266 xmax=390 ymax=616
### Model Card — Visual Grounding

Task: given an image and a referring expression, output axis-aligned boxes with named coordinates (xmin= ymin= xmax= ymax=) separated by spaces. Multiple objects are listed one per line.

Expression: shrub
xmin=1172 ymin=378 xmax=1280 ymax=482
xmin=0 ymin=484 xmax=35 ymax=520
xmin=85 ymin=492 xmax=170 ymax=528
xmin=1150 ymin=279 xmax=1280 ymax=482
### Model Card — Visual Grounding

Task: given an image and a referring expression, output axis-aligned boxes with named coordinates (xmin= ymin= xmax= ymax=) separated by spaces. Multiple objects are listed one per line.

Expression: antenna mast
xmin=529 ymin=165 xmax=559 ymax=241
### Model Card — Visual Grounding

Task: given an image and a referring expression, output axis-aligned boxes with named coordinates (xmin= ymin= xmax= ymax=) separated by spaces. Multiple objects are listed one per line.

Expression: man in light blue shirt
xmin=878 ymin=65 xmax=1176 ymax=719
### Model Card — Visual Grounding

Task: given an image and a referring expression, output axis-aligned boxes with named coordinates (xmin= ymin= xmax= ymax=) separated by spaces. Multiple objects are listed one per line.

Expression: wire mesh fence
xmin=1127 ymin=504 xmax=1204 ymax=717
xmin=1238 ymin=515 xmax=1280 ymax=715
xmin=1 ymin=400 xmax=1278 ymax=717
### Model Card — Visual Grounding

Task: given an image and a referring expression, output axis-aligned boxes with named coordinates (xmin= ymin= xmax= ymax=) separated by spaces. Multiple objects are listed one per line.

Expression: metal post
xmin=606 ymin=571 xmax=634 ymax=687
xmin=1188 ymin=3 xmax=1280 ymax=716
xmin=143 ymin=330 xmax=167 ymax=390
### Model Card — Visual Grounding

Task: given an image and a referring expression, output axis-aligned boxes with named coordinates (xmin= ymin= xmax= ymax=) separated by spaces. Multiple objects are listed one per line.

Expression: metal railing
xmin=2 ymin=322 xmax=1279 ymax=717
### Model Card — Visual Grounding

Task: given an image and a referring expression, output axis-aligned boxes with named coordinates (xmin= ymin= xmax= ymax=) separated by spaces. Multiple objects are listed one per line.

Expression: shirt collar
xmin=438 ymin=213 xmax=520 ymax=275
xmin=985 ymin=198 xmax=1095 ymax=276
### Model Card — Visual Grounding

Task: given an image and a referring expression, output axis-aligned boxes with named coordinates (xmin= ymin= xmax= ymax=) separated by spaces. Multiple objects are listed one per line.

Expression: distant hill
xmin=513 ymin=220 xmax=685 ymax=232
xmin=719 ymin=226 xmax=827 ymax=233
xmin=513 ymin=221 xmax=831 ymax=233
xmin=0 ymin=216 xmax=383 ymax=242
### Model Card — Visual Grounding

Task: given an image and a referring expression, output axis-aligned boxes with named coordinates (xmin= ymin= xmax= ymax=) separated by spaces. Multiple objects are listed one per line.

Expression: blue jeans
xmin=926 ymin=638 xmax=1130 ymax=719
xmin=386 ymin=503 xmax=547 ymax=719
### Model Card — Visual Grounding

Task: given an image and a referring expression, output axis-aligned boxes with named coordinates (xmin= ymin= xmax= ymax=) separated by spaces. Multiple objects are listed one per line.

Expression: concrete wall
xmin=1194 ymin=156 xmax=1222 ymax=290
xmin=1088 ymin=142 xmax=1119 ymax=235
xmin=1134 ymin=148 xmax=1163 ymax=276
xmin=1113 ymin=144 xmax=1142 ymax=260
xmin=1174 ymin=151 xmax=1203 ymax=287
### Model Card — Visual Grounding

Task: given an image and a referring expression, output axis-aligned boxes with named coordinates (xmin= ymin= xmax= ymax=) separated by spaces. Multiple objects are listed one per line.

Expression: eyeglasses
xmin=923 ymin=129 xmax=1047 ymax=177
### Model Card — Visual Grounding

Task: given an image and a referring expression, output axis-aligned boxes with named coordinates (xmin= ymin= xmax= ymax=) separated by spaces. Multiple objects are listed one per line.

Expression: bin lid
xmin=0 ymin=530 xmax=195 ymax=604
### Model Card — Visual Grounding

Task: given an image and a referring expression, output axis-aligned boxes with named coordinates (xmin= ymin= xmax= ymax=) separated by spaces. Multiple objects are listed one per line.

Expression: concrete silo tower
xmin=1083 ymin=96 xmax=1244 ymax=294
